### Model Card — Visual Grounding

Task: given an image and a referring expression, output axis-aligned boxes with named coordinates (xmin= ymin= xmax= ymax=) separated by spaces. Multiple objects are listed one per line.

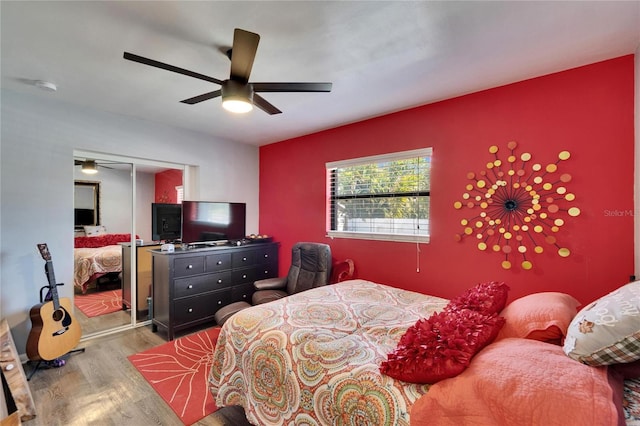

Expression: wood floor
xmin=24 ymin=325 xmax=251 ymax=426
xmin=74 ymin=284 xmax=131 ymax=336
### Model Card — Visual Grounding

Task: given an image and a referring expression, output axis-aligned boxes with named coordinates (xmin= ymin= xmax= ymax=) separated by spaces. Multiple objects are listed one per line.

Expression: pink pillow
xmin=380 ymin=309 xmax=505 ymax=384
xmin=496 ymin=292 xmax=580 ymax=344
xmin=446 ymin=281 xmax=510 ymax=316
xmin=410 ymin=338 xmax=622 ymax=426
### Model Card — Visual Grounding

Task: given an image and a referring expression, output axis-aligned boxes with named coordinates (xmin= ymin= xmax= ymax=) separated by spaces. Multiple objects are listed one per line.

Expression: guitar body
xmin=26 ymin=297 xmax=81 ymax=361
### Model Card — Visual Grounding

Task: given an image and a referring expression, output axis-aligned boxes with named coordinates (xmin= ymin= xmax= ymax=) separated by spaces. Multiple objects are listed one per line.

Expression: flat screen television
xmin=181 ymin=201 xmax=246 ymax=245
xmin=74 ymin=208 xmax=97 ymax=228
xmin=151 ymin=203 xmax=182 ymax=242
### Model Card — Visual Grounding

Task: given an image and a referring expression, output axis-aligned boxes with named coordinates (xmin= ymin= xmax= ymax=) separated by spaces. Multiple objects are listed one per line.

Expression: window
xmin=326 ymin=148 xmax=432 ymax=243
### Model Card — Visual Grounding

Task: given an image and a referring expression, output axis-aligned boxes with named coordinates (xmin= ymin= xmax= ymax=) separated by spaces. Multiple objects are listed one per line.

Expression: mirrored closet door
xmin=73 ymin=157 xmax=133 ymax=337
xmin=73 ymin=152 xmax=184 ymax=340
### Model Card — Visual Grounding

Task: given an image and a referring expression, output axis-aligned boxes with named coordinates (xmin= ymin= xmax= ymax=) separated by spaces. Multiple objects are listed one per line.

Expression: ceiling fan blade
xmin=180 ymin=90 xmax=222 ymax=105
xmin=253 ymin=94 xmax=282 ymax=115
xmin=252 ymin=82 xmax=332 ymax=93
xmin=229 ymin=29 xmax=260 ymax=83
xmin=123 ymin=52 xmax=223 ymax=85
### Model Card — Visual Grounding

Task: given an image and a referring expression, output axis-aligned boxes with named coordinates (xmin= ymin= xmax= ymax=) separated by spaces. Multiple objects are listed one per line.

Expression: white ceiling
xmin=2 ymin=1 xmax=639 ymax=147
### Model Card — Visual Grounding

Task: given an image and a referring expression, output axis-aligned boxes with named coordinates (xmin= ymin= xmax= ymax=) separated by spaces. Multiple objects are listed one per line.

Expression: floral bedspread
xmin=626 ymin=378 xmax=640 ymax=425
xmin=208 ymin=279 xmax=448 ymax=425
xmin=73 ymin=245 xmax=122 ymax=292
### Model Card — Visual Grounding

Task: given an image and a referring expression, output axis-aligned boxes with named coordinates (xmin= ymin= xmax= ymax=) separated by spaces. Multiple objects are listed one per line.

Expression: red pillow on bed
xmin=380 ymin=309 xmax=505 ymax=384
xmin=445 ymin=281 xmax=510 ymax=316
xmin=74 ymin=233 xmax=136 ymax=248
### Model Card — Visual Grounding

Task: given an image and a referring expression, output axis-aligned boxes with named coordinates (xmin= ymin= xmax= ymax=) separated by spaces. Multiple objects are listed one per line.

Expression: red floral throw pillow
xmin=74 ymin=233 xmax=136 ymax=248
xmin=445 ymin=281 xmax=510 ymax=316
xmin=380 ymin=309 xmax=505 ymax=384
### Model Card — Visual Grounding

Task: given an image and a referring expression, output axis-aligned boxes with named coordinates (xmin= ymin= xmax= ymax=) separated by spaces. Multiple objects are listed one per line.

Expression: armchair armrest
xmin=254 ymin=276 xmax=287 ymax=290
xmin=331 ymin=259 xmax=355 ymax=283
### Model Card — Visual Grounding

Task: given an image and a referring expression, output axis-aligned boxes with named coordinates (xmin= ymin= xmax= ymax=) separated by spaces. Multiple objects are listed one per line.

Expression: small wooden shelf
xmin=1 ymin=319 xmax=36 ymax=422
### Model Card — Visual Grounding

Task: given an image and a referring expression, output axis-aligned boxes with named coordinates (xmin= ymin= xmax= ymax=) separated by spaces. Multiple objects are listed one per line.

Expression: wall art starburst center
xmin=453 ymin=141 xmax=580 ymax=270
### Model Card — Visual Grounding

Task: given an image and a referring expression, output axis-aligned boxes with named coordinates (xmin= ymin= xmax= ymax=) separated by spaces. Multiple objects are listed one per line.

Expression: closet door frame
xmin=73 ymin=150 xmax=188 ymax=341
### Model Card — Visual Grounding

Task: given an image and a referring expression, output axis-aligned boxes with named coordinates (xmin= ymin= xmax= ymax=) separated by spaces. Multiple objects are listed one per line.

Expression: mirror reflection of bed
xmin=73 ymin=155 xmax=184 ymax=339
xmin=73 ymin=231 xmax=132 ymax=334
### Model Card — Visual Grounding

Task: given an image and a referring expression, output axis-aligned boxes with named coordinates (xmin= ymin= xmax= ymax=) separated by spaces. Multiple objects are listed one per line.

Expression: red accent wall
xmin=155 ymin=169 xmax=183 ymax=203
xmin=259 ymin=56 xmax=635 ymax=305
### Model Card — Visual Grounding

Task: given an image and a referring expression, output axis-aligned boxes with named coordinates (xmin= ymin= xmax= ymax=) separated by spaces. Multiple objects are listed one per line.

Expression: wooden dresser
xmin=122 ymin=242 xmax=162 ymax=321
xmin=151 ymin=242 xmax=279 ymax=340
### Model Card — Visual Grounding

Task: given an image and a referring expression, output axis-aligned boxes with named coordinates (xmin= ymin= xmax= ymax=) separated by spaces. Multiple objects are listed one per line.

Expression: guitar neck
xmin=37 ymin=243 xmax=61 ymax=308
xmin=45 ymin=261 xmax=57 ymax=287
xmin=45 ymin=261 xmax=61 ymax=308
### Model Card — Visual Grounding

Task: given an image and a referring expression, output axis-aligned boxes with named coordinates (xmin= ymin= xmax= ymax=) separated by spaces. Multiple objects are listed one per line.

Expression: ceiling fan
xmin=123 ymin=28 xmax=332 ymax=115
xmin=74 ymin=159 xmax=114 ymax=174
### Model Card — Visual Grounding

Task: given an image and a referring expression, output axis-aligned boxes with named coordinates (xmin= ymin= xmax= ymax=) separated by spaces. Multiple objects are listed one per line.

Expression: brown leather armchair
xmin=252 ymin=242 xmax=333 ymax=305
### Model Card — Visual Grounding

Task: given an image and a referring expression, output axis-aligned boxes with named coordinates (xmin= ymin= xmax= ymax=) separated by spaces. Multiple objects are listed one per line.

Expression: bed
xmin=73 ymin=233 xmax=133 ymax=293
xmin=209 ymin=279 xmax=640 ymax=425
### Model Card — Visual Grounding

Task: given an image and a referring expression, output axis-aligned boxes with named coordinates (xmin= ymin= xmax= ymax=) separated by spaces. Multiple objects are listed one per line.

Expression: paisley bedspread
xmin=208 ymin=279 xmax=448 ymax=425
xmin=73 ymin=245 xmax=122 ymax=292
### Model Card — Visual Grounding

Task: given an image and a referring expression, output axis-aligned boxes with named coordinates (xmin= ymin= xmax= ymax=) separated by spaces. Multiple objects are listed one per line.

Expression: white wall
xmin=73 ymin=167 xmax=157 ymax=242
xmin=0 ymin=89 xmax=259 ymax=351
xmin=74 ymin=166 xmax=133 ymax=234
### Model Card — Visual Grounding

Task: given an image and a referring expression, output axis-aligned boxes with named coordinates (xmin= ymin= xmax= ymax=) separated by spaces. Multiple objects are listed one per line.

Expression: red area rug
xmin=128 ymin=327 xmax=220 ymax=425
xmin=74 ymin=289 xmax=123 ymax=318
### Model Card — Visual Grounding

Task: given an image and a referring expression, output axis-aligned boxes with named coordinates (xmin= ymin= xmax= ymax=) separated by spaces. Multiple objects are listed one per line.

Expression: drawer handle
xmin=217 ymin=279 xmax=223 ymax=284
xmin=187 ymin=264 xmax=193 ymax=269
xmin=187 ymin=284 xmax=193 ymax=289
xmin=242 ymin=257 xmax=247 ymax=261
xmin=242 ymin=274 xmax=247 ymax=279
xmin=242 ymin=294 xmax=247 ymax=299
xmin=264 ymin=254 xmax=269 ymax=258
xmin=217 ymin=300 xmax=222 ymax=305
xmin=217 ymin=260 xmax=223 ymax=265
xmin=188 ymin=308 xmax=193 ymax=313
xmin=264 ymin=270 xmax=269 ymax=274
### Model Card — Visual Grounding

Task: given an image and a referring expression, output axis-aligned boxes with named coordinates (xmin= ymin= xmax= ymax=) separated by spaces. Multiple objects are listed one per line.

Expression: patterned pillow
xmin=380 ymin=309 xmax=505 ymax=384
xmin=445 ymin=281 xmax=510 ymax=316
xmin=563 ymin=280 xmax=640 ymax=365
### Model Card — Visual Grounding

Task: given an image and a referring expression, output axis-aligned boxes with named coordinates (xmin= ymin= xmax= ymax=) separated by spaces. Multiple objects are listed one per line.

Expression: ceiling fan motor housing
xmin=221 ymin=80 xmax=254 ymax=104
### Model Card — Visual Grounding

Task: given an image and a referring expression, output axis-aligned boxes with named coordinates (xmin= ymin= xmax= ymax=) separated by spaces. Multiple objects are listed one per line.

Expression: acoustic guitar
xmin=26 ymin=243 xmax=81 ymax=361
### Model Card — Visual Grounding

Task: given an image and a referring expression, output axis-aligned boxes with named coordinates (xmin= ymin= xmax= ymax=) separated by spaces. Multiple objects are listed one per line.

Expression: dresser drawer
xmin=205 ymin=252 xmax=232 ymax=272
xmin=174 ymin=272 xmax=232 ymax=299
xmin=255 ymin=245 xmax=278 ymax=265
xmin=231 ymin=268 xmax=255 ymax=284
xmin=255 ymin=262 xmax=278 ymax=280
xmin=231 ymin=283 xmax=255 ymax=303
xmin=173 ymin=290 xmax=231 ymax=325
xmin=232 ymin=250 xmax=256 ymax=268
xmin=173 ymin=256 xmax=205 ymax=277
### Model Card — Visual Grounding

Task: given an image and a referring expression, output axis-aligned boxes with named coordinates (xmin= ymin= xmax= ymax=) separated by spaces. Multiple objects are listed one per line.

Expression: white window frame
xmin=326 ymin=148 xmax=432 ymax=243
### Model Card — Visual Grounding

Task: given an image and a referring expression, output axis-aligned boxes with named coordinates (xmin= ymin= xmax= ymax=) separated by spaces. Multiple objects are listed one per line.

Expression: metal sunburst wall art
xmin=453 ymin=141 xmax=580 ymax=270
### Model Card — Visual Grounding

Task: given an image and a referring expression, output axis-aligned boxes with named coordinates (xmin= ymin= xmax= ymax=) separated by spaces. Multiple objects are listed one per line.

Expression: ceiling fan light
xmin=82 ymin=160 xmax=98 ymax=174
xmin=221 ymin=80 xmax=253 ymax=114
xmin=222 ymin=97 xmax=253 ymax=113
